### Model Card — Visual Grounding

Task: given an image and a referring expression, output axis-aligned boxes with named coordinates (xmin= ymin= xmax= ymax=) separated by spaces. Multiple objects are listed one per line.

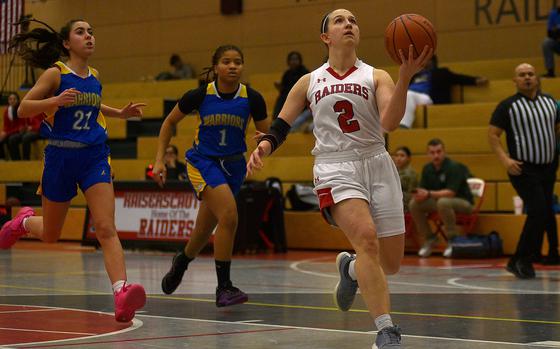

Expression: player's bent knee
xmin=354 ymin=230 xmax=380 ymax=257
xmin=94 ymin=222 xmax=117 ymax=240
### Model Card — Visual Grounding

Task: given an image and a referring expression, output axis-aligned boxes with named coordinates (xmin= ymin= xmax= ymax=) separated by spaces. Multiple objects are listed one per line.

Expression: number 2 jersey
xmin=306 ymin=59 xmax=384 ymax=157
xmin=177 ymin=81 xmax=267 ymax=157
xmin=41 ymin=61 xmax=107 ymax=145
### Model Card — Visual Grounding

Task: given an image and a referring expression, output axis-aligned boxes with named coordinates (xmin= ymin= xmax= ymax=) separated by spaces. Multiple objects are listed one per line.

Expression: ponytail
xmin=9 ymin=18 xmax=83 ymax=69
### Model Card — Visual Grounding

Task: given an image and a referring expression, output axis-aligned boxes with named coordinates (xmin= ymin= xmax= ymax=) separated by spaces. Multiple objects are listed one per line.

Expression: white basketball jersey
xmin=307 ymin=59 xmax=383 ymax=156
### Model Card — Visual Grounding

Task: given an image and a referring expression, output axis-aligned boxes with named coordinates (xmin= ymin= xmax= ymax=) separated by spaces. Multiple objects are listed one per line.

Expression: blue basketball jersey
xmin=194 ymin=82 xmax=251 ymax=157
xmin=41 ymin=61 xmax=107 ymax=145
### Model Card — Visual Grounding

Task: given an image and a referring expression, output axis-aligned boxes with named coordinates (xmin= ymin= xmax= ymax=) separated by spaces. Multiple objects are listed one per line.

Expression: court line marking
xmin=149 ymin=294 xmax=560 ymax=326
xmin=529 ymin=342 xmax=560 ymax=347
xmin=0 ymin=327 xmax=96 ymax=336
xmin=291 ymin=257 xmax=560 ymax=293
xmin=137 ymin=313 xmax=549 ymax=347
xmin=290 ymin=257 xmax=490 ymax=290
xmin=0 ymin=309 xmax=59 ymax=314
xmin=5 ymin=327 xmax=292 ymax=348
xmin=0 ymin=284 xmax=106 ymax=295
xmin=0 ymin=304 xmax=142 ymax=348
xmin=447 ymin=278 xmax=560 ymax=294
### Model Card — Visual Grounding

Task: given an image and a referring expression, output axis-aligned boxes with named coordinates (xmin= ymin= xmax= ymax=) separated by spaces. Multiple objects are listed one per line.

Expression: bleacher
xmin=0 ymin=57 xmax=557 ymax=252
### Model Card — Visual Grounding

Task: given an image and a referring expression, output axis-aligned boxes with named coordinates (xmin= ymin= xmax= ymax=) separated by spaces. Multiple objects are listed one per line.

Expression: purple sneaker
xmin=216 ymin=283 xmax=248 ymax=307
xmin=0 ymin=207 xmax=35 ymax=249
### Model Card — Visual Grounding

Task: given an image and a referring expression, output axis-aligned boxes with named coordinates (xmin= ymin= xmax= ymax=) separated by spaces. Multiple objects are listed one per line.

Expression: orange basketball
xmin=384 ymin=14 xmax=437 ymax=64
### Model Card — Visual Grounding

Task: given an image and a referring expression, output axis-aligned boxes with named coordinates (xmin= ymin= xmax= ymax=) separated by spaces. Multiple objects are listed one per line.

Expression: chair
xmin=428 ymin=178 xmax=486 ymax=240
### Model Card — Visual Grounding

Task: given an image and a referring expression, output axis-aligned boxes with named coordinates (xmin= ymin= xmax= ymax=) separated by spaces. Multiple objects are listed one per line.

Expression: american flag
xmin=0 ymin=0 xmax=24 ymax=54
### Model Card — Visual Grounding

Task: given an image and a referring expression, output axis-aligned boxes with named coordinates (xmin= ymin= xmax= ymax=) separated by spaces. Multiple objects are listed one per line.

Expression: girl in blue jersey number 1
xmin=0 ymin=19 xmax=146 ymax=322
xmin=154 ymin=45 xmax=270 ymax=306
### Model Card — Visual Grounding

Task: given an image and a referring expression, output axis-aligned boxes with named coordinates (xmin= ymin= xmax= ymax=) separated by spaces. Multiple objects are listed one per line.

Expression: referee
xmin=488 ymin=63 xmax=560 ymax=279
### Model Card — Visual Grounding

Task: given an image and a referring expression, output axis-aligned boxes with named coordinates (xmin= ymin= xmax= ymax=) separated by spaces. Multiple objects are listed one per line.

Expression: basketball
xmin=384 ymin=14 xmax=437 ymax=64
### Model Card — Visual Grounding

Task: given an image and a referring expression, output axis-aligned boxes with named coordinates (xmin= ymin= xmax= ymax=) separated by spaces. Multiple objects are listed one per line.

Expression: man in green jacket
xmin=409 ymin=138 xmax=473 ymax=258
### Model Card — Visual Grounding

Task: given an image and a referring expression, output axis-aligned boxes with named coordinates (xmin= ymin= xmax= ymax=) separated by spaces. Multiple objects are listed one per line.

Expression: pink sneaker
xmin=114 ymin=283 xmax=146 ymax=322
xmin=0 ymin=207 xmax=35 ymax=249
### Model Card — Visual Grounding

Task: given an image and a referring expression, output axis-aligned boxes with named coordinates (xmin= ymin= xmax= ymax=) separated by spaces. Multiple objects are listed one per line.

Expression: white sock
xmin=112 ymin=280 xmax=126 ymax=294
xmin=22 ymin=217 xmax=30 ymax=233
xmin=348 ymin=259 xmax=357 ymax=281
xmin=375 ymin=314 xmax=394 ymax=331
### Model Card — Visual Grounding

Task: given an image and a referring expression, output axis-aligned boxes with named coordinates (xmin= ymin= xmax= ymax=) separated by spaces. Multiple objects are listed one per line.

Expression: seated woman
xmin=0 ymin=93 xmax=23 ymax=160
xmin=393 ymin=146 xmax=417 ymax=211
xmin=8 ymin=112 xmax=43 ymax=160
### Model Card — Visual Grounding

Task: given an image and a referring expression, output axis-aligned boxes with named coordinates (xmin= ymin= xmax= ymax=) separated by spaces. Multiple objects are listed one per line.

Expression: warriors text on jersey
xmin=177 ymin=81 xmax=267 ymax=157
xmin=307 ymin=59 xmax=384 ymax=156
xmin=41 ymin=61 xmax=107 ymax=145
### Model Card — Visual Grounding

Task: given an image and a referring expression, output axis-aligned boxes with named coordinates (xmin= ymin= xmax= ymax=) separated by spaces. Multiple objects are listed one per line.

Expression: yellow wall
xmin=24 ymin=0 xmax=558 ymax=82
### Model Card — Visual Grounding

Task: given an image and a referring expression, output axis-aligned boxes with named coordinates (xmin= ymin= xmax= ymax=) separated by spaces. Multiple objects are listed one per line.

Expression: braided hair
xmin=200 ymin=44 xmax=244 ymax=83
xmin=9 ymin=18 xmax=84 ymax=69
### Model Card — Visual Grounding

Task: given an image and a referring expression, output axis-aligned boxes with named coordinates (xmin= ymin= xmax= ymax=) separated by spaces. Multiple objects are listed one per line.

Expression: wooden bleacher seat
xmin=0 ymin=183 xmax=5 ymax=205
xmin=249 ymin=72 xmax=281 ymax=94
xmin=105 ymin=118 xmax=127 ymax=139
xmin=388 ymin=127 xmax=491 ymax=154
xmin=283 ymin=211 xmax=557 ymax=255
xmin=425 ymin=102 xmax=497 ymax=128
xmin=0 ymin=159 xmax=149 ymax=182
xmin=445 ymin=57 xmax=544 ymax=80
xmin=102 ymin=79 xmax=198 ymax=99
xmin=102 ymin=97 xmax=164 ymax=119
xmin=462 ymin=77 xmax=560 ymax=103
xmin=137 ymin=132 xmax=315 ymax=160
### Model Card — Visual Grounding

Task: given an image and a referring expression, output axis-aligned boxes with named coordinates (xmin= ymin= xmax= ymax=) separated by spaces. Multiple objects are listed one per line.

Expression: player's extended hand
xmin=397 ymin=44 xmax=433 ymax=81
xmin=152 ymin=160 xmax=167 ymax=187
xmin=120 ymin=102 xmax=147 ymax=119
xmin=247 ymin=140 xmax=272 ymax=176
xmin=55 ymin=88 xmax=81 ymax=106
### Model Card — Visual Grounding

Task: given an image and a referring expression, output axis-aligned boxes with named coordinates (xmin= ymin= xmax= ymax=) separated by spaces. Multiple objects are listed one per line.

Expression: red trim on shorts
xmin=317 ymin=188 xmax=334 ymax=209
xmin=326 ymin=66 xmax=358 ymax=80
xmin=317 ymin=188 xmax=337 ymax=226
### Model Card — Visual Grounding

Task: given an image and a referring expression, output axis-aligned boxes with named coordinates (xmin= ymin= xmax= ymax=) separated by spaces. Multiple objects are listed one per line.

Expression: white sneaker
xmin=418 ymin=240 xmax=435 ymax=258
xmin=443 ymin=245 xmax=453 ymax=258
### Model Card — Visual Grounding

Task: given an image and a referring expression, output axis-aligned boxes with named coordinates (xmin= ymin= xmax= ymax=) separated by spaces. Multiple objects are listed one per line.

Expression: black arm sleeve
xmin=259 ymin=117 xmax=291 ymax=153
xmin=177 ymin=84 xmax=207 ymax=115
xmin=490 ymin=100 xmax=510 ymax=130
xmin=247 ymin=87 xmax=268 ymax=121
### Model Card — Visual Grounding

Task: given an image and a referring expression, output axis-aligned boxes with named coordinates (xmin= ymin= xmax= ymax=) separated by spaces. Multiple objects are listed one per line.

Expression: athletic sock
xmin=112 ymin=280 xmax=126 ymax=294
xmin=348 ymin=259 xmax=357 ymax=281
xmin=375 ymin=314 xmax=394 ymax=331
xmin=215 ymin=260 xmax=232 ymax=288
xmin=176 ymin=251 xmax=194 ymax=270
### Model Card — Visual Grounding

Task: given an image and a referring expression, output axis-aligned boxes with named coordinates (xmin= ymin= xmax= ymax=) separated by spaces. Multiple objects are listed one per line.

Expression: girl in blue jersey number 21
xmin=1 ymin=19 xmax=147 ymax=322
xmin=154 ymin=45 xmax=270 ymax=307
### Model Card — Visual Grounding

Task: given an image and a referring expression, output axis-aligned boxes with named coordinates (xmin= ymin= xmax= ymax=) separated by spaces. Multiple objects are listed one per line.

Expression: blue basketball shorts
xmin=40 ymin=143 xmax=112 ymax=202
xmin=185 ymin=148 xmax=246 ymax=199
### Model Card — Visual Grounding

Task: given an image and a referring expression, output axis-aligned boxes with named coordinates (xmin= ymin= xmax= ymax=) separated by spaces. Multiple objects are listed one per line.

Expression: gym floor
xmin=1 ymin=241 xmax=559 ymax=348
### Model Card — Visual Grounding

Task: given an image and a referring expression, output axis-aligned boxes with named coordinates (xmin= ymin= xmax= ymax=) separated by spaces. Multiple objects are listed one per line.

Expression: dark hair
xmin=10 ymin=18 xmax=84 ymax=69
xmin=166 ymin=144 xmax=178 ymax=155
xmin=200 ymin=44 xmax=244 ymax=83
xmin=170 ymin=54 xmax=181 ymax=66
xmin=8 ymin=92 xmax=20 ymax=102
xmin=287 ymin=51 xmax=302 ymax=65
xmin=427 ymin=138 xmax=444 ymax=147
xmin=395 ymin=146 xmax=411 ymax=157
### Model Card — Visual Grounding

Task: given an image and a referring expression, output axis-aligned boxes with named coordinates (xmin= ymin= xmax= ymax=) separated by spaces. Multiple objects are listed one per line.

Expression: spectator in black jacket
xmin=400 ymin=56 xmax=488 ymax=128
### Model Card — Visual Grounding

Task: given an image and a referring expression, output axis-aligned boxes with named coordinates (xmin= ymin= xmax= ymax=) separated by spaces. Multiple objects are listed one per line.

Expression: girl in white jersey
xmin=247 ymin=9 xmax=432 ymax=349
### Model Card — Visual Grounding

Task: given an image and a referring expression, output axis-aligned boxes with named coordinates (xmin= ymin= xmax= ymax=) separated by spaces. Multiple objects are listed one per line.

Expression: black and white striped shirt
xmin=490 ymin=92 xmax=559 ymax=165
